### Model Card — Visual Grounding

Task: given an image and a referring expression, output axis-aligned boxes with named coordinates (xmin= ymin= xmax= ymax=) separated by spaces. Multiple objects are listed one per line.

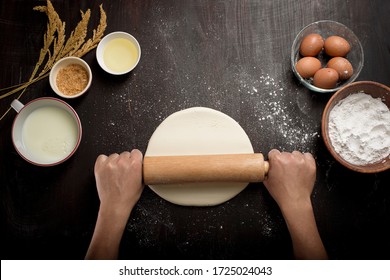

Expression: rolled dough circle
xmin=145 ymin=107 xmax=254 ymax=206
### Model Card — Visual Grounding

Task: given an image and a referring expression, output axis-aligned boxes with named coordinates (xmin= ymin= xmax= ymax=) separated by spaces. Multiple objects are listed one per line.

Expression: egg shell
xmin=327 ymin=57 xmax=354 ymax=80
xmin=300 ymin=33 xmax=324 ymax=57
xmin=313 ymin=68 xmax=339 ymax=89
xmin=324 ymin=36 xmax=351 ymax=57
xmin=295 ymin=57 xmax=322 ymax=78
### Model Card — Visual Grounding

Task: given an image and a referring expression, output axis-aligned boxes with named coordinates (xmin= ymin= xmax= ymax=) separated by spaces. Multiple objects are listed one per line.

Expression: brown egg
xmin=313 ymin=68 xmax=339 ymax=89
xmin=327 ymin=57 xmax=354 ymax=80
xmin=324 ymin=36 xmax=351 ymax=57
xmin=300 ymin=33 xmax=324 ymax=56
xmin=295 ymin=57 xmax=322 ymax=78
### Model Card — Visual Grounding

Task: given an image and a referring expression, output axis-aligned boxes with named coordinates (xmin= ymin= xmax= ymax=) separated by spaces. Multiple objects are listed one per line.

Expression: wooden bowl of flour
xmin=322 ymin=81 xmax=390 ymax=173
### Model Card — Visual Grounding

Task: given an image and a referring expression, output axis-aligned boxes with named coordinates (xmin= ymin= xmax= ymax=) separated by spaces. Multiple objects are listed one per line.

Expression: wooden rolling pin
xmin=143 ymin=153 xmax=269 ymax=185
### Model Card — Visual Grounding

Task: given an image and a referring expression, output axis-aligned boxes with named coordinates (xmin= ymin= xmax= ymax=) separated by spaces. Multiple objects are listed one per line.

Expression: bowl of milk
xmin=96 ymin=31 xmax=141 ymax=75
xmin=11 ymin=97 xmax=82 ymax=166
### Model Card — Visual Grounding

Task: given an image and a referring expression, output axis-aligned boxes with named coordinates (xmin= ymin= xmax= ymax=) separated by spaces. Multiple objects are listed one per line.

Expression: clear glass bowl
xmin=291 ymin=20 xmax=364 ymax=93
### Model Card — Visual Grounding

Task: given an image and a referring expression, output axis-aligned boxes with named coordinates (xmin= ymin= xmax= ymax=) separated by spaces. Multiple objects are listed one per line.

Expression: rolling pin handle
xmin=263 ymin=160 xmax=269 ymax=179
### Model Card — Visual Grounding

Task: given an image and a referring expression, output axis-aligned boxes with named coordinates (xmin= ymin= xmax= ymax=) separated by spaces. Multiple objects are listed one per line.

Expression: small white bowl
xmin=49 ymin=56 xmax=92 ymax=98
xmin=96 ymin=31 xmax=141 ymax=75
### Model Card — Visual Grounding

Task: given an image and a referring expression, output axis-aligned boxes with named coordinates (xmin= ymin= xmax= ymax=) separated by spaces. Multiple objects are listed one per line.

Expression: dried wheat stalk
xmin=0 ymin=0 xmax=107 ymax=120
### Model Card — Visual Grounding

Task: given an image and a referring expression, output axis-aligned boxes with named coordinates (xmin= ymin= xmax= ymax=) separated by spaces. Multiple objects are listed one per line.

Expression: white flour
xmin=328 ymin=92 xmax=390 ymax=165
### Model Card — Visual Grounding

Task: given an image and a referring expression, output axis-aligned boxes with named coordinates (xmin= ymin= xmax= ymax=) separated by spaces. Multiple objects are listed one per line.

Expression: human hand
xmin=94 ymin=149 xmax=144 ymax=221
xmin=263 ymin=149 xmax=316 ymax=213
xmin=86 ymin=149 xmax=144 ymax=259
xmin=263 ymin=149 xmax=327 ymax=259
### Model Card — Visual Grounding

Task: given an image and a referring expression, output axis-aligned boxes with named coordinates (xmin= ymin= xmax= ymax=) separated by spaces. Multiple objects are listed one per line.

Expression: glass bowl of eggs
xmin=291 ymin=20 xmax=364 ymax=93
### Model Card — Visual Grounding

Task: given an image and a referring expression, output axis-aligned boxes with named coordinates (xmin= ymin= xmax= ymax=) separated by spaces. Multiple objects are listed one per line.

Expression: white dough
xmin=145 ymin=107 xmax=254 ymax=206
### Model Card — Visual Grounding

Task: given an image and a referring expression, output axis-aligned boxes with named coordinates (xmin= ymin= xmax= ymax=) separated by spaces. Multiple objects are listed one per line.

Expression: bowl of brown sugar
xmin=49 ymin=56 xmax=92 ymax=98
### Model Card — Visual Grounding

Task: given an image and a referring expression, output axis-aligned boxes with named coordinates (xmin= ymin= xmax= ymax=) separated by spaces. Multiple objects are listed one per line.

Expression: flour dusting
xmin=239 ymin=73 xmax=320 ymax=152
xmin=328 ymin=92 xmax=390 ymax=165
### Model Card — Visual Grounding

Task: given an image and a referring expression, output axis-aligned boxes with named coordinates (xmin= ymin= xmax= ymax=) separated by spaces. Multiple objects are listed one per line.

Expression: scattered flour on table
xmin=328 ymin=92 xmax=390 ymax=165
xmin=239 ymin=72 xmax=320 ymax=152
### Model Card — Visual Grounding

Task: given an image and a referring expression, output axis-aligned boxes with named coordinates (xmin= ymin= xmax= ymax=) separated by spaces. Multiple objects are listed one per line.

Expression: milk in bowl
xmin=22 ymin=106 xmax=78 ymax=163
xmin=11 ymin=98 xmax=82 ymax=166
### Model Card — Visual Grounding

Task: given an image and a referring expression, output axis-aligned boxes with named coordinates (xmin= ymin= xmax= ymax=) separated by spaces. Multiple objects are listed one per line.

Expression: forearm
xmin=281 ymin=200 xmax=328 ymax=260
xmin=85 ymin=207 xmax=130 ymax=260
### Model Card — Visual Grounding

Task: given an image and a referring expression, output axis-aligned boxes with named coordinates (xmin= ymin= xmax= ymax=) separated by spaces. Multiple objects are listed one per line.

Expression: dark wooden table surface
xmin=1 ymin=0 xmax=389 ymax=260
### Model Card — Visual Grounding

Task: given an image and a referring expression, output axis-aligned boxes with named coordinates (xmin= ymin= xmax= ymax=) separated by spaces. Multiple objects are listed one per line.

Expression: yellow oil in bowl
xmin=103 ymin=38 xmax=139 ymax=73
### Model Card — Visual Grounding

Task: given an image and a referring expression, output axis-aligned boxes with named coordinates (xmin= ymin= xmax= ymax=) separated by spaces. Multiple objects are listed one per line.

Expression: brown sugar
xmin=56 ymin=64 xmax=89 ymax=95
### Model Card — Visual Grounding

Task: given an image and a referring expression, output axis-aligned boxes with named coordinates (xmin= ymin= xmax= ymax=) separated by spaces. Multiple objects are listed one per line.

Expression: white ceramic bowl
xmin=96 ymin=31 xmax=141 ymax=75
xmin=49 ymin=56 xmax=92 ymax=98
